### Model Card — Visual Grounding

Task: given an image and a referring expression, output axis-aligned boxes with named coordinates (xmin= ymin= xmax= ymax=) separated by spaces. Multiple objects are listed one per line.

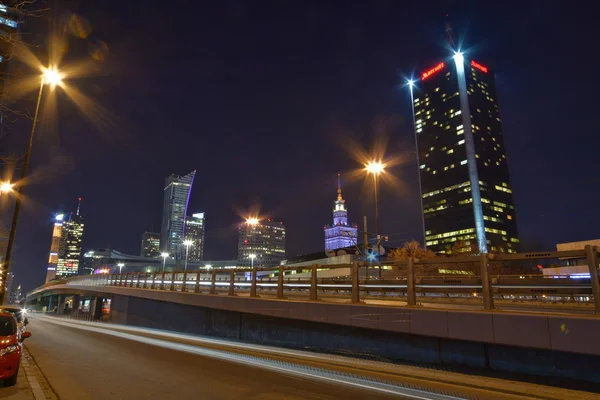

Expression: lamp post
xmin=117 ymin=263 xmax=125 ymax=274
xmin=1 ymin=67 xmax=64 ymax=302
xmin=365 ymin=161 xmax=384 ymax=241
xmin=183 ymin=240 xmax=193 ymax=273
xmin=161 ymin=252 xmax=169 ymax=272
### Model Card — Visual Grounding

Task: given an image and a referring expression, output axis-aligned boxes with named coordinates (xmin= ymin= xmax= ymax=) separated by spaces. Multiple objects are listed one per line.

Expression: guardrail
xmin=51 ymin=246 xmax=600 ymax=313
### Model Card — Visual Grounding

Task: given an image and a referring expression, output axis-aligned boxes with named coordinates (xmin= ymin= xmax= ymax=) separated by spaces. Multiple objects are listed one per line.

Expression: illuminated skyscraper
xmin=160 ymin=171 xmax=195 ymax=258
xmin=184 ymin=212 xmax=205 ymax=262
xmin=237 ymin=218 xmax=286 ymax=268
xmin=140 ymin=231 xmax=160 ymax=258
xmin=45 ymin=213 xmax=64 ymax=283
xmin=410 ymin=50 xmax=519 ymax=254
xmin=324 ymin=174 xmax=358 ymax=251
xmin=56 ymin=199 xmax=85 ymax=278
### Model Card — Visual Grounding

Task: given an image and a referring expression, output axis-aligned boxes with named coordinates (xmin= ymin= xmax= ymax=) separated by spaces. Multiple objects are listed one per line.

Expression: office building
xmin=411 ymin=49 xmax=519 ymax=254
xmin=324 ymin=174 xmax=358 ymax=251
xmin=45 ymin=213 xmax=64 ymax=283
xmin=237 ymin=218 xmax=286 ymax=268
xmin=184 ymin=212 xmax=205 ymax=262
xmin=160 ymin=171 xmax=195 ymax=258
xmin=56 ymin=201 xmax=85 ymax=278
xmin=140 ymin=231 xmax=160 ymax=258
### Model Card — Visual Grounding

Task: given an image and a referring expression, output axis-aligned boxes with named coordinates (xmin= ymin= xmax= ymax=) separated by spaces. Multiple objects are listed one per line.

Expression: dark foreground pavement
xmin=24 ymin=318 xmax=403 ymax=400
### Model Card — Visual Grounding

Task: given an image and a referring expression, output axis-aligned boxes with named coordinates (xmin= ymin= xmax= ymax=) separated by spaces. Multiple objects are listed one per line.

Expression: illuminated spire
xmin=76 ymin=197 xmax=82 ymax=216
xmin=337 ymin=173 xmax=343 ymax=201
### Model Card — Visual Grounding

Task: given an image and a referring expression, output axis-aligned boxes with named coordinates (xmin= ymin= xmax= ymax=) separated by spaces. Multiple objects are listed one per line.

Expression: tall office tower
xmin=45 ymin=213 xmax=64 ymax=283
xmin=237 ymin=218 xmax=286 ymax=268
xmin=411 ymin=50 xmax=519 ymax=254
xmin=160 ymin=171 xmax=195 ymax=258
xmin=184 ymin=212 xmax=205 ymax=262
xmin=140 ymin=231 xmax=161 ymax=258
xmin=56 ymin=199 xmax=85 ymax=278
xmin=324 ymin=174 xmax=358 ymax=251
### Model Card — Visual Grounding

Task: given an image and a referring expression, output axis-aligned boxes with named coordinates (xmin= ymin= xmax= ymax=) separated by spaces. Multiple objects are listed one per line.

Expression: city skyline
xmin=3 ymin=3 xmax=598 ymax=294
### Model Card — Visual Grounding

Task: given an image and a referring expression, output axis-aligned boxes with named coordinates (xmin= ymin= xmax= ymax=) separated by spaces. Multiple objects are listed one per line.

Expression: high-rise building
xmin=411 ymin=50 xmax=519 ymax=254
xmin=45 ymin=213 xmax=64 ymax=283
xmin=160 ymin=171 xmax=195 ymax=258
xmin=184 ymin=212 xmax=205 ymax=262
xmin=56 ymin=201 xmax=85 ymax=278
xmin=237 ymin=218 xmax=286 ymax=268
xmin=140 ymin=231 xmax=160 ymax=258
xmin=324 ymin=174 xmax=358 ymax=251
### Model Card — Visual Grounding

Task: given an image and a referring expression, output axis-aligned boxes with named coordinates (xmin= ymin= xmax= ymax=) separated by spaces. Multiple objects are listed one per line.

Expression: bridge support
xmin=310 ymin=264 xmax=318 ymax=301
xmin=71 ymin=294 xmax=81 ymax=315
xmin=228 ymin=271 xmax=235 ymax=296
xmin=57 ymin=295 xmax=66 ymax=314
xmin=194 ymin=272 xmax=201 ymax=293
xmin=276 ymin=267 xmax=285 ymax=299
xmin=170 ymin=272 xmax=176 ymax=291
xmin=585 ymin=245 xmax=600 ymax=314
xmin=351 ymin=262 xmax=360 ymax=303
xmin=407 ymin=258 xmax=416 ymax=306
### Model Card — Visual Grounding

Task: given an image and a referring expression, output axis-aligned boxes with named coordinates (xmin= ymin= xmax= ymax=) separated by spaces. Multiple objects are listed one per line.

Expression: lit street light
xmin=246 ymin=217 xmax=259 ymax=225
xmin=365 ymin=161 xmax=385 ymax=240
xmin=249 ymin=254 xmax=256 ymax=268
xmin=1 ymin=66 xmax=65 ymax=301
xmin=117 ymin=263 xmax=125 ymax=274
xmin=183 ymin=240 xmax=193 ymax=273
xmin=0 ymin=181 xmax=13 ymax=194
xmin=161 ymin=252 xmax=169 ymax=272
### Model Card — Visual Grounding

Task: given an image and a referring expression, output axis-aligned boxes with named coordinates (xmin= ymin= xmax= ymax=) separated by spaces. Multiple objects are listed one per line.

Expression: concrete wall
xmin=109 ymin=294 xmax=600 ymax=384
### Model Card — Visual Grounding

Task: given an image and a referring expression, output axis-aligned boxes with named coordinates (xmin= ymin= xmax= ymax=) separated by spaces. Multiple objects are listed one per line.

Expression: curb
xmin=21 ymin=348 xmax=58 ymax=400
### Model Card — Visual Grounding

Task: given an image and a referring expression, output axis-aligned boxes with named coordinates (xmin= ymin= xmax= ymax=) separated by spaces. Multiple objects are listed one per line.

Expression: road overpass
xmin=25 ymin=247 xmax=600 ymax=384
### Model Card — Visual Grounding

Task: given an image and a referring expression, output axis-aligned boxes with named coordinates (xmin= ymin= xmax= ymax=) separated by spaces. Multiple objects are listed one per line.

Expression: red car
xmin=0 ymin=312 xmax=31 ymax=386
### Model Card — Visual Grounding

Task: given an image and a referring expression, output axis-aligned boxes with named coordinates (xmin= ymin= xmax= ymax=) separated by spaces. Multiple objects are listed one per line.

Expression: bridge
xmin=26 ymin=246 xmax=600 ymax=384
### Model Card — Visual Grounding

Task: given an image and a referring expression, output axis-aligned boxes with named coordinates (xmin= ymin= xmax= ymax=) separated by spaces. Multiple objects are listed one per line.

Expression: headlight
xmin=0 ymin=345 xmax=19 ymax=357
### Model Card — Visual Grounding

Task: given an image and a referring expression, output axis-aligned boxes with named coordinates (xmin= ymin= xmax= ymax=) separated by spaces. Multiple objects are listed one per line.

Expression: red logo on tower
xmin=422 ymin=62 xmax=445 ymax=80
xmin=471 ymin=60 xmax=488 ymax=73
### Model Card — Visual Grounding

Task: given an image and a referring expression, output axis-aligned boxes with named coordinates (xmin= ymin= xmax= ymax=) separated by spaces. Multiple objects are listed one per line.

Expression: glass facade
xmin=45 ymin=214 xmax=64 ymax=283
xmin=413 ymin=55 xmax=519 ymax=254
xmin=140 ymin=231 xmax=161 ymax=258
xmin=56 ymin=213 xmax=85 ymax=278
xmin=184 ymin=212 xmax=205 ymax=262
xmin=237 ymin=219 xmax=286 ymax=268
xmin=160 ymin=171 xmax=195 ymax=258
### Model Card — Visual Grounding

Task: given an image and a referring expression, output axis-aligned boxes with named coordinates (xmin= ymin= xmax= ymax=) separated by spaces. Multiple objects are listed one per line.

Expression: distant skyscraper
xmin=184 ymin=212 xmax=205 ymax=262
xmin=411 ymin=49 xmax=519 ymax=254
xmin=160 ymin=171 xmax=195 ymax=258
xmin=140 ymin=231 xmax=161 ymax=258
xmin=56 ymin=199 xmax=85 ymax=278
xmin=237 ymin=218 xmax=286 ymax=268
xmin=45 ymin=213 xmax=64 ymax=283
xmin=324 ymin=174 xmax=358 ymax=251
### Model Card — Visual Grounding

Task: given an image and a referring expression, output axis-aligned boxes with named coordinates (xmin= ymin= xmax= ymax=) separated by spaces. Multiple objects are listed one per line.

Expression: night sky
xmin=2 ymin=1 xmax=597 ymax=292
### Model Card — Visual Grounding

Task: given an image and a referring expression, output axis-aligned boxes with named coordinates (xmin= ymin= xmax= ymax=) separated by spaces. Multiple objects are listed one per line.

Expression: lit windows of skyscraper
xmin=324 ymin=174 xmax=358 ymax=251
xmin=140 ymin=231 xmax=161 ymax=258
xmin=184 ymin=212 xmax=205 ymax=262
xmin=160 ymin=171 xmax=195 ymax=258
xmin=56 ymin=210 xmax=85 ymax=278
xmin=45 ymin=213 xmax=64 ymax=283
xmin=411 ymin=51 xmax=519 ymax=254
xmin=237 ymin=218 xmax=286 ymax=268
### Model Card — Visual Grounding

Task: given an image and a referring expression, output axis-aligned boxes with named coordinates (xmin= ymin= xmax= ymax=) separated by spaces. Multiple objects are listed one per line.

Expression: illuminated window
xmin=507 ymin=215 xmax=513 ymax=220
xmin=446 ymin=149 xmax=453 ymax=154
xmin=460 ymin=160 xmax=467 ymax=165
xmin=458 ymin=139 xmax=465 ymax=145
xmin=420 ymin=164 xmax=426 ymax=169
xmin=455 ymin=110 xmax=462 ymax=116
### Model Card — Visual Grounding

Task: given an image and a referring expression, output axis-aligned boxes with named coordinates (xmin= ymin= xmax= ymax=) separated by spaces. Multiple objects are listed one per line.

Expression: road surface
xmin=23 ymin=317 xmax=416 ymax=400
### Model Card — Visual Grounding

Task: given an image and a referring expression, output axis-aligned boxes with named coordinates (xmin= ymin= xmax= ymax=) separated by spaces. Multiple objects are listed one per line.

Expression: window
xmin=460 ymin=160 xmax=467 ymax=165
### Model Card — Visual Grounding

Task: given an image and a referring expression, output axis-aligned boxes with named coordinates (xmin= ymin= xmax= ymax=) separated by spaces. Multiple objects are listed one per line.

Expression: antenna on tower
xmin=76 ymin=197 xmax=82 ymax=216
xmin=445 ymin=13 xmax=455 ymax=49
xmin=337 ymin=173 xmax=343 ymax=200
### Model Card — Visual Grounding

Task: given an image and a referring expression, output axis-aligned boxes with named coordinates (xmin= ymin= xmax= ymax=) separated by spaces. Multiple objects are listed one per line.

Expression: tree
xmin=389 ymin=241 xmax=437 ymax=276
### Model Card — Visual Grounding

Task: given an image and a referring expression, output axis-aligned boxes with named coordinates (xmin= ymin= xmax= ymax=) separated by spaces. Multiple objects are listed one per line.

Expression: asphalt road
xmin=24 ymin=318 xmax=407 ymax=400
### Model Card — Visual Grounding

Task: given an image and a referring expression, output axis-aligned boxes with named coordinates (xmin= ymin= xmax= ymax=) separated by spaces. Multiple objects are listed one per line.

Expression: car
xmin=0 ymin=307 xmax=29 ymax=333
xmin=0 ymin=312 xmax=31 ymax=386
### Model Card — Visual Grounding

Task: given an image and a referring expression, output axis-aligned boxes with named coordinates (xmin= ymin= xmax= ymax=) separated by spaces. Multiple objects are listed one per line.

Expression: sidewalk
xmin=0 ymin=348 xmax=57 ymax=400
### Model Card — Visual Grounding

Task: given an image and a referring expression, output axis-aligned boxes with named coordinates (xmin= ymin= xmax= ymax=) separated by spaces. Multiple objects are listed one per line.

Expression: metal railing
xmin=49 ymin=246 xmax=600 ymax=314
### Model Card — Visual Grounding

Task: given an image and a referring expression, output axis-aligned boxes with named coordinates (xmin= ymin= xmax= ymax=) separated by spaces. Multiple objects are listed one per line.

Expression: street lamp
xmin=117 ymin=263 xmax=125 ymax=274
xmin=1 ymin=66 xmax=65 ymax=301
xmin=161 ymin=252 xmax=169 ymax=272
xmin=0 ymin=181 xmax=13 ymax=194
xmin=365 ymin=161 xmax=385 ymax=240
xmin=249 ymin=254 xmax=256 ymax=268
xmin=183 ymin=240 xmax=193 ymax=272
